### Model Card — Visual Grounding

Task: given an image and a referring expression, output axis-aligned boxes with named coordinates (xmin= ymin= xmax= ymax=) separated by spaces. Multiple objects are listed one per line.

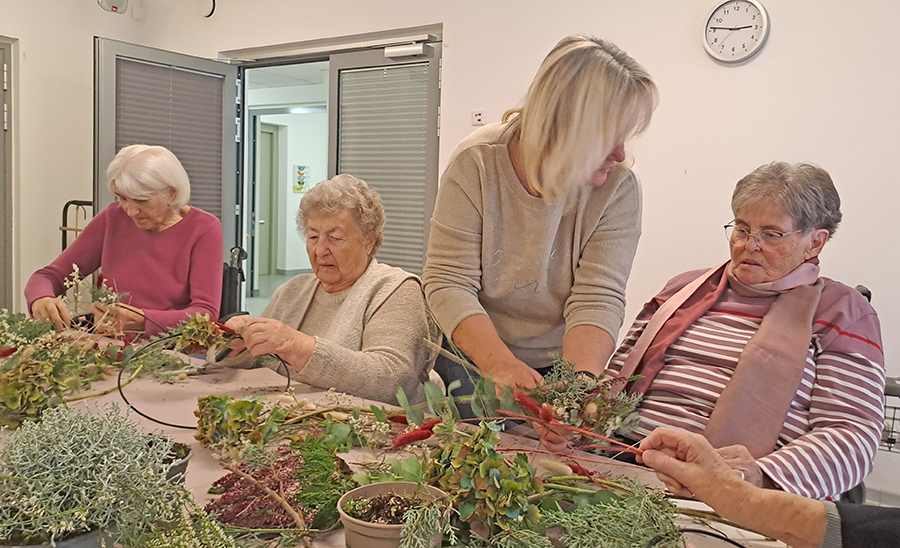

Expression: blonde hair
xmin=106 ymin=145 xmax=191 ymax=209
xmin=298 ymin=174 xmax=386 ymax=255
xmin=503 ymin=35 xmax=658 ymax=200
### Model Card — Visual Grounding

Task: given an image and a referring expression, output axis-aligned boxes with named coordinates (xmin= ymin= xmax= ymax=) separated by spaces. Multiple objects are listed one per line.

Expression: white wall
xmin=259 ymin=112 xmax=328 ymax=272
xmin=3 ymin=0 xmax=899 ymax=490
xmin=0 ymin=1 xmax=144 ymax=312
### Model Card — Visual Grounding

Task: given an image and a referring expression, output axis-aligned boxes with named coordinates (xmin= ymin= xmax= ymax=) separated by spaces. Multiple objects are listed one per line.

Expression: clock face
xmin=704 ymin=0 xmax=769 ymax=62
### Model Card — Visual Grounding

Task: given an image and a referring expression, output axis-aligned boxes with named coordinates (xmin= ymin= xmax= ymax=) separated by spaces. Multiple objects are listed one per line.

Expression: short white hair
xmin=106 ymin=145 xmax=191 ymax=209
xmin=503 ymin=35 xmax=658 ymax=201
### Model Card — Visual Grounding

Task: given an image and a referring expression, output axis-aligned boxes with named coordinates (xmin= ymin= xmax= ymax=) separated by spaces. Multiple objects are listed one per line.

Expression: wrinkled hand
xmin=716 ymin=444 xmax=766 ymax=488
xmin=226 ymin=316 xmax=315 ymax=372
xmin=638 ymin=428 xmax=752 ymax=511
xmin=31 ymin=297 xmax=72 ymax=331
xmin=91 ymin=303 xmax=145 ymax=335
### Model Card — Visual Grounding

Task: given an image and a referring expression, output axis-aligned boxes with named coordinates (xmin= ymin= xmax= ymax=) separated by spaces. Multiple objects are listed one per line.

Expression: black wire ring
xmin=116 ymin=336 xmax=292 ymax=430
xmin=676 ymin=528 xmax=749 ymax=548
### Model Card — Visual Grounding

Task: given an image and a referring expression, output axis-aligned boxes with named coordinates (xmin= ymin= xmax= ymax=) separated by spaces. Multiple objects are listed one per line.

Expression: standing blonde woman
xmin=423 ymin=36 xmax=657 ymax=411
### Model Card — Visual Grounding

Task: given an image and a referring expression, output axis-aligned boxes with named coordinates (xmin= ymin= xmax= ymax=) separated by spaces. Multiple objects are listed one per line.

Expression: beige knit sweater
xmin=234 ymin=259 xmax=440 ymax=405
xmin=423 ymin=122 xmax=642 ymax=369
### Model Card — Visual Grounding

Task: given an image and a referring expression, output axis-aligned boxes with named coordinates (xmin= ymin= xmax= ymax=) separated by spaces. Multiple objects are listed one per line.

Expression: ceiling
xmin=245 ymin=61 xmax=329 ymax=90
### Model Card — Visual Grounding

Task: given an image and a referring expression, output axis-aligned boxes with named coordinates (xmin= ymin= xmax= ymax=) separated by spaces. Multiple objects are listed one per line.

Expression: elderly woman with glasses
xmin=604 ymin=162 xmax=884 ymax=500
xmin=224 ymin=174 xmax=441 ymax=406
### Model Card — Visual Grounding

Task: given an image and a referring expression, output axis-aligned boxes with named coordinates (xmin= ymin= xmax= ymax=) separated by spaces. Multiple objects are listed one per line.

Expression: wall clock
xmin=703 ymin=0 xmax=769 ymax=63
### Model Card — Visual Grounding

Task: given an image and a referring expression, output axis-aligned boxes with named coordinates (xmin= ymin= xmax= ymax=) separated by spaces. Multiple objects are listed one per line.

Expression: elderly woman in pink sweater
xmin=25 ymin=145 xmax=223 ymax=338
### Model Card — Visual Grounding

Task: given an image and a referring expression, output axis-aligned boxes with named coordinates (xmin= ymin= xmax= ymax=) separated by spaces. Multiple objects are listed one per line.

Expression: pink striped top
xmin=608 ymin=270 xmax=885 ymax=499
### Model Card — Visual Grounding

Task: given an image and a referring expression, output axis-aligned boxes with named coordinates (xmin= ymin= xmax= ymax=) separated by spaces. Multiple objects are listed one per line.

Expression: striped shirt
xmin=608 ymin=273 xmax=885 ymax=499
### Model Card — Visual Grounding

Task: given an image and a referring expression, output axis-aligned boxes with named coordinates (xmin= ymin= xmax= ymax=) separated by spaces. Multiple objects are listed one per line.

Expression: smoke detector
xmin=98 ymin=0 xmax=128 ymax=13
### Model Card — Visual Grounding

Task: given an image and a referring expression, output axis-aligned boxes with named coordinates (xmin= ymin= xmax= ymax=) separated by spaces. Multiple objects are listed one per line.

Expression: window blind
xmin=337 ymin=63 xmax=429 ymax=274
xmin=115 ymin=57 xmax=225 ymax=219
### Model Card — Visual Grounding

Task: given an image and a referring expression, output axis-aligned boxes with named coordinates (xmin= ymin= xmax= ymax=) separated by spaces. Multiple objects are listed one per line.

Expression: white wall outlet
xmin=471 ymin=110 xmax=485 ymax=126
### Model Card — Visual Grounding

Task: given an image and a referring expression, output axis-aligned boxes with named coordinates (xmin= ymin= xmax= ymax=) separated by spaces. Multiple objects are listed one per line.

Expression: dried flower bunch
xmin=205 ymin=438 xmax=356 ymax=533
xmin=0 ymin=309 xmax=186 ymax=427
xmin=0 ymin=404 xmax=234 ymax=547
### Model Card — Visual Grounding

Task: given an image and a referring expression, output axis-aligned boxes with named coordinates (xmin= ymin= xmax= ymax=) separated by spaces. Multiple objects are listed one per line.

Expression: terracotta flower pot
xmin=337 ymin=482 xmax=447 ymax=548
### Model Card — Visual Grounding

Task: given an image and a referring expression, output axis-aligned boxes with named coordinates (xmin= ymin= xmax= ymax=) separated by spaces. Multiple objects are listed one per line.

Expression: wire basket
xmin=880 ymin=377 xmax=900 ymax=452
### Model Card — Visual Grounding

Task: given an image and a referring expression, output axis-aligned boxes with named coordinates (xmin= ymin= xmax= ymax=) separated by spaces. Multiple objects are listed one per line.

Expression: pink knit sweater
xmin=25 ymin=203 xmax=223 ymax=336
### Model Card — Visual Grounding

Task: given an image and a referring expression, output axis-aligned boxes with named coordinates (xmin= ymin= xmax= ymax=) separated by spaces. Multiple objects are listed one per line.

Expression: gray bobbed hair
xmin=297 ymin=174 xmax=386 ymax=254
xmin=732 ymin=161 xmax=842 ymax=238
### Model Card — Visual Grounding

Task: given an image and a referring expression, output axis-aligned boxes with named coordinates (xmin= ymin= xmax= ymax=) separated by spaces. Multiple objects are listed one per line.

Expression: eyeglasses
xmin=724 ymin=223 xmax=803 ymax=250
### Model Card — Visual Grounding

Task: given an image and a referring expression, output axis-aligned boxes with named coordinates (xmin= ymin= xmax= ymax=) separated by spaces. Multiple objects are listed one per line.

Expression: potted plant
xmin=0 ymin=404 xmax=234 ymax=548
xmin=337 ymin=482 xmax=450 ymax=548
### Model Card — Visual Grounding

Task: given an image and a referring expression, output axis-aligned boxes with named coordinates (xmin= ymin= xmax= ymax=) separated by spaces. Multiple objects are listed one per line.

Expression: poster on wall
xmin=293 ymin=165 xmax=309 ymax=193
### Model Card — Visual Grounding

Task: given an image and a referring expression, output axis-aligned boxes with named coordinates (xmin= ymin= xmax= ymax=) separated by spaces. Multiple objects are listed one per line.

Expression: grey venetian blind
xmin=337 ymin=63 xmax=429 ymax=274
xmin=115 ymin=57 xmax=225 ymax=219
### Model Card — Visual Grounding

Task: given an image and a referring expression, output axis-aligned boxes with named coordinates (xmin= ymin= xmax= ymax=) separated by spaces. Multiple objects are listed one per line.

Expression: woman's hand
xmin=638 ymin=428 xmax=748 ymax=503
xmin=534 ymin=421 xmax=581 ymax=452
xmin=486 ymin=358 xmax=543 ymax=390
xmin=91 ymin=303 xmax=146 ymax=335
xmin=31 ymin=297 xmax=72 ymax=331
xmin=716 ymin=444 xmax=767 ymax=488
xmin=230 ymin=316 xmax=316 ymax=372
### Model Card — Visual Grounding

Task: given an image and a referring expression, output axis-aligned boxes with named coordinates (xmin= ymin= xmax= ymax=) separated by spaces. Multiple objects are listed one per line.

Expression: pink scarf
xmin=616 ymin=259 xmax=822 ymax=457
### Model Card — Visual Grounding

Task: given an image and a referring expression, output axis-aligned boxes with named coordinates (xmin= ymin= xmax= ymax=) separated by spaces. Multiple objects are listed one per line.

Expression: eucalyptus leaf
xmin=370 ymin=405 xmax=388 ymax=423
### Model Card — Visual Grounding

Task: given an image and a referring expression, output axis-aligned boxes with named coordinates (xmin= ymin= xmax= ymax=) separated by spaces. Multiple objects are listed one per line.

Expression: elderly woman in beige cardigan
xmin=225 ymin=175 xmax=440 ymax=405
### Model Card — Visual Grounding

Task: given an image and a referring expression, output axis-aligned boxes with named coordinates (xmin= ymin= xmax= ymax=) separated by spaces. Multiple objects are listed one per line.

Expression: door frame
xmin=0 ymin=38 xmax=14 ymax=310
xmin=257 ymin=122 xmax=280 ymax=278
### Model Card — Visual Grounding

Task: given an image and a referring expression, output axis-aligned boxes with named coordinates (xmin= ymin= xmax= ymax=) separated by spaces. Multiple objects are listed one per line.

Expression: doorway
xmin=244 ymin=61 xmax=330 ymax=314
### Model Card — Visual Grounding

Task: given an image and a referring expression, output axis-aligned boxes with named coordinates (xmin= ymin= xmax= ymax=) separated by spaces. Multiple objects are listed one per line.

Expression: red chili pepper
xmin=214 ymin=321 xmax=237 ymax=336
xmin=417 ymin=419 xmax=442 ymax=432
xmin=387 ymin=415 xmax=409 ymax=425
xmin=391 ymin=429 xmax=433 ymax=449
xmin=568 ymin=461 xmax=595 ymax=478
xmin=513 ymin=391 xmax=543 ymax=418
xmin=0 ymin=347 xmax=18 ymax=358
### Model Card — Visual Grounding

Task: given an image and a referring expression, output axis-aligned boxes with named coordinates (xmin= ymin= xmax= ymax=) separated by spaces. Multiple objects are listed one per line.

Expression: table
xmin=70 ymin=365 xmax=784 ymax=548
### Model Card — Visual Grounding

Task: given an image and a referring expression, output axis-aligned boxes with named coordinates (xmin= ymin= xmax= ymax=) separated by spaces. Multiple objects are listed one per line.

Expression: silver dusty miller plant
xmin=0 ymin=404 xmax=233 ymax=547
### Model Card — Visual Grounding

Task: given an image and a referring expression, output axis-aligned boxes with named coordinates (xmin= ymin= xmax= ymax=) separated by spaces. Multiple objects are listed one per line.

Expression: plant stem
xmin=64 ymin=364 xmax=143 ymax=403
xmin=544 ymin=475 xmax=636 ymax=495
xmin=220 ymin=460 xmax=307 ymax=530
xmin=540 ymin=482 xmax=601 ymax=496
xmin=282 ymin=406 xmax=339 ymax=426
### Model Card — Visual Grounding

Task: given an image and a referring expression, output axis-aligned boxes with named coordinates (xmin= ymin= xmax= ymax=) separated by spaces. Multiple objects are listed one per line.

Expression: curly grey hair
xmin=297 ymin=174 xmax=386 ymax=254
xmin=732 ymin=162 xmax=842 ymax=238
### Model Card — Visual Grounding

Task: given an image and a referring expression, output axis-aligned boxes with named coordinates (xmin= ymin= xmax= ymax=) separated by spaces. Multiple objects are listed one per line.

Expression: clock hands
xmin=709 ymin=25 xmax=753 ymax=31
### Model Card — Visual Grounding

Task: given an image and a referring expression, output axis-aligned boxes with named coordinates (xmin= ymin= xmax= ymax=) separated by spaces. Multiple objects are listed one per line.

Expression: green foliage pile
xmin=0 ymin=404 xmax=234 ymax=547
